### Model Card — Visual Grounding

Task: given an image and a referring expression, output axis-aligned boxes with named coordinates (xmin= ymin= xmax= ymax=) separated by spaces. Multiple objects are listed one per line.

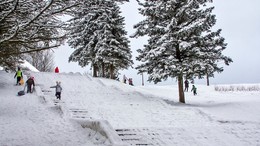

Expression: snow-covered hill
xmin=0 ymin=70 xmax=260 ymax=146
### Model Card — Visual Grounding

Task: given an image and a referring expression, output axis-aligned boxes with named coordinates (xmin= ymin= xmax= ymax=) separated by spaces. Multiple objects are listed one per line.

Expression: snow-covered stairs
xmin=116 ymin=128 xmax=155 ymax=146
xmin=69 ymin=108 xmax=92 ymax=119
xmin=116 ymin=127 xmax=212 ymax=146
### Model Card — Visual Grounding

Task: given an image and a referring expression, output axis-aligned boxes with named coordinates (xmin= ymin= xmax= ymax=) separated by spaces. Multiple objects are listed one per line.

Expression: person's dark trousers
xmin=16 ymin=77 xmax=21 ymax=85
xmin=27 ymin=84 xmax=32 ymax=93
xmin=55 ymin=92 xmax=61 ymax=100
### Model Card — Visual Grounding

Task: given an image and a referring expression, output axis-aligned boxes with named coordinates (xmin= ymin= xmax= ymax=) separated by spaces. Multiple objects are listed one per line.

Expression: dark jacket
xmin=26 ymin=78 xmax=35 ymax=86
xmin=184 ymin=80 xmax=189 ymax=87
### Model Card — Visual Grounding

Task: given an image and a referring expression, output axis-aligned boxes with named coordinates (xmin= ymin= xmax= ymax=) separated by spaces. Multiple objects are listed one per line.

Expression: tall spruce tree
xmin=132 ymin=0 xmax=232 ymax=103
xmin=195 ymin=29 xmax=232 ymax=86
xmin=67 ymin=0 xmax=133 ymax=79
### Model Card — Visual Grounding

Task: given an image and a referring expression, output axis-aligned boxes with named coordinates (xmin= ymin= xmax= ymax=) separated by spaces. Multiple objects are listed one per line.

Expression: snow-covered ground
xmin=0 ymin=70 xmax=260 ymax=146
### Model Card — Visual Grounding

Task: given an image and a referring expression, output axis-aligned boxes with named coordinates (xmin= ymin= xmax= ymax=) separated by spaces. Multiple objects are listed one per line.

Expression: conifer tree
xmin=195 ymin=29 xmax=232 ymax=86
xmin=132 ymin=0 xmax=232 ymax=103
xmin=67 ymin=0 xmax=133 ymax=78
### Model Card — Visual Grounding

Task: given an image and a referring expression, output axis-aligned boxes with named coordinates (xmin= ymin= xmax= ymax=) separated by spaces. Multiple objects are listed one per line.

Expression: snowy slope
xmin=1 ymin=70 xmax=260 ymax=146
xmin=0 ymin=71 xmax=107 ymax=146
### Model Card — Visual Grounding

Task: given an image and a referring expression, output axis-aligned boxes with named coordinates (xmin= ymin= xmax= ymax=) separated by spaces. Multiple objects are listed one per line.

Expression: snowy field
xmin=0 ymin=70 xmax=260 ymax=146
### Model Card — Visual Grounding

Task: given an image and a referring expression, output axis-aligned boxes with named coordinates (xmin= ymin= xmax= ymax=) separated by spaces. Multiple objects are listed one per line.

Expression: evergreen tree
xmin=67 ymin=0 xmax=133 ymax=79
xmin=132 ymin=0 xmax=232 ymax=103
xmin=195 ymin=29 xmax=232 ymax=86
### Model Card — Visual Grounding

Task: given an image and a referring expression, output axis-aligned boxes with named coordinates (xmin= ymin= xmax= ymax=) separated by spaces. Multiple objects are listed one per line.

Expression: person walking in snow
xmin=50 ymin=81 xmax=62 ymax=100
xmin=14 ymin=67 xmax=23 ymax=85
xmin=128 ymin=78 xmax=134 ymax=86
xmin=191 ymin=85 xmax=197 ymax=95
xmin=123 ymin=75 xmax=127 ymax=84
xmin=54 ymin=67 xmax=59 ymax=73
xmin=26 ymin=76 xmax=35 ymax=93
xmin=184 ymin=79 xmax=189 ymax=92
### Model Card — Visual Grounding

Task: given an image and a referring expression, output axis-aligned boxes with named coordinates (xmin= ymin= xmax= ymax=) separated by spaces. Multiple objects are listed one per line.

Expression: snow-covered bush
xmin=215 ymin=85 xmax=260 ymax=92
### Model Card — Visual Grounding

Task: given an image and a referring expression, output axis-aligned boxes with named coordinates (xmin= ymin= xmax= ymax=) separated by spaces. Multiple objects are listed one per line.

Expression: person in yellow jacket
xmin=14 ymin=67 xmax=23 ymax=85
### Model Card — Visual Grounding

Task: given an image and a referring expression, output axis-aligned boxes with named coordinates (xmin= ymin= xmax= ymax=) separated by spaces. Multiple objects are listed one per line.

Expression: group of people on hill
xmin=14 ymin=66 xmax=62 ymax=100
xmin=123 ymin=75 xmax=133 ymax=86
xmin=184 ymin=79 xmax=197 ymax=95
xmin=14 ymin=66 xmax=197 ymax=99
xmin=122 ymin=75 xmax=197 ymax=95
xmin=14 ymin=67 xmax=35 ymax=93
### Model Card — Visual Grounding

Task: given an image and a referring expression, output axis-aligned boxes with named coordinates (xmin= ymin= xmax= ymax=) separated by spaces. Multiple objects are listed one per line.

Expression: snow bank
xmin=20 ymin=60 xmax=39 ymax=72
xmin=77 ymin=120 xmax=127 ymax=146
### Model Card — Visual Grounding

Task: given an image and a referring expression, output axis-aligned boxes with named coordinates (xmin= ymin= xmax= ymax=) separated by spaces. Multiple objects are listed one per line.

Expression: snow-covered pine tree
xmin=132 ymin=0 xmax=232 ymax=103
xmin=67 ymin=0 xmax=133 ymax=79
xmin=195 ymin=29 xmax=232 ymax=86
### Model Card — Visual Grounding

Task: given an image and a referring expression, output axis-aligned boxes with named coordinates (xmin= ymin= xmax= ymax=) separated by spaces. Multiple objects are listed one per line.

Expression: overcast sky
xmin=54 ymin=0 xmax=260 ymax=86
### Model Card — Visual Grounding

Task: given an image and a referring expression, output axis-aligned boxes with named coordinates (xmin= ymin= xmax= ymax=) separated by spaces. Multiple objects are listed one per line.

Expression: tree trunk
xmin=206 ymin=73 xmax=210 ymax=86
xmin=102 ymin=62 xmax=105 ymax=77
xmin=178 ymin=74 xmax=185 ymax=103
xmin=109 ymin=64 xmax=114 ymax=79
xmin=93 ymin=64 xmax=98 ymax=77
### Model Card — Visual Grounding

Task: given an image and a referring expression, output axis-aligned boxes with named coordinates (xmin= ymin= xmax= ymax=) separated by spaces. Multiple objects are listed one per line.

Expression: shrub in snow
xmin=215 ymin=85 xmax=260 ymax=92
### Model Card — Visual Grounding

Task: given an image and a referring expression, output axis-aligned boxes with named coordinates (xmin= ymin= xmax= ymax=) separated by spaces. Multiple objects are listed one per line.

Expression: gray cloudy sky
xmin=54 ymin=0 xmax=260 ymax=86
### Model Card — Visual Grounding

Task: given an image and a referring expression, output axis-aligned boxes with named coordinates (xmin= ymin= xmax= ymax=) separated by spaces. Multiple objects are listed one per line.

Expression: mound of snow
xmin=19 ymin=60 xmax=39 ymax=72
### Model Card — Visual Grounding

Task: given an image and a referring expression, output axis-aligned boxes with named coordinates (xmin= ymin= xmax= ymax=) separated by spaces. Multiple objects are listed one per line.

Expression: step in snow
xmin=69 ymin=108 xmax=92 ymax=119
xmin=116 ymin=129 xmax=154 ymax=146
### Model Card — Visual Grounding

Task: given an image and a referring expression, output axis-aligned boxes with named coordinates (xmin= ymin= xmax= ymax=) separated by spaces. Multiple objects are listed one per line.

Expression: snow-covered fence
xmin=214 ymin=84 xmax=260 ymax=92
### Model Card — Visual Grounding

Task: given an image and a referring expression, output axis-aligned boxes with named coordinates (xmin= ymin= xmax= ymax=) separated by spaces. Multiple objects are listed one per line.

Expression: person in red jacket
xmin=26 ymin=76 xmax=35 ymax=93
xmin=55 ymin=67 xmax=59 ymax=73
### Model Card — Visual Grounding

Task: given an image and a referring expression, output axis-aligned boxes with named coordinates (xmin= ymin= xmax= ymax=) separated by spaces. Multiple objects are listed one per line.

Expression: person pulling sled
xmin=26 ymin=76 xmax=35 ymax=93
xmin=14 ymin=67 xmax=23 ymax=85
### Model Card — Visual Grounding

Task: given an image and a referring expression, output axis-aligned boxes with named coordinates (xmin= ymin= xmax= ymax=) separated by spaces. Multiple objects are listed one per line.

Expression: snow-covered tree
xmin=26 ymin=50 xmax=55 ymax=72
xmin=67 ymin=0 xmax=133 ymax=79
xmin=195 ymin=29 xmax=232 ymax=86
xmin=0 ymin=0 xmax=78 ymax=70
xmin=132 ymin=0 xmax=232 ymax=103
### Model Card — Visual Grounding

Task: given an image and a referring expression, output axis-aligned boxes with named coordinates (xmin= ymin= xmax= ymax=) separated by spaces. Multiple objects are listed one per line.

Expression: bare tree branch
xmin=0 ymin=45 xmax=60 ymax=57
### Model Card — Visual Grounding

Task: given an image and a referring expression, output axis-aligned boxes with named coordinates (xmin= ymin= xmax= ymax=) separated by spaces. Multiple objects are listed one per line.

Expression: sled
xmin=18 ymin=90 xmax=25 ymax=96
xmin=17 ymin=85 xmax=26 ymax=96
xmin=19 ymin=78 xmax=24 ymax=85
